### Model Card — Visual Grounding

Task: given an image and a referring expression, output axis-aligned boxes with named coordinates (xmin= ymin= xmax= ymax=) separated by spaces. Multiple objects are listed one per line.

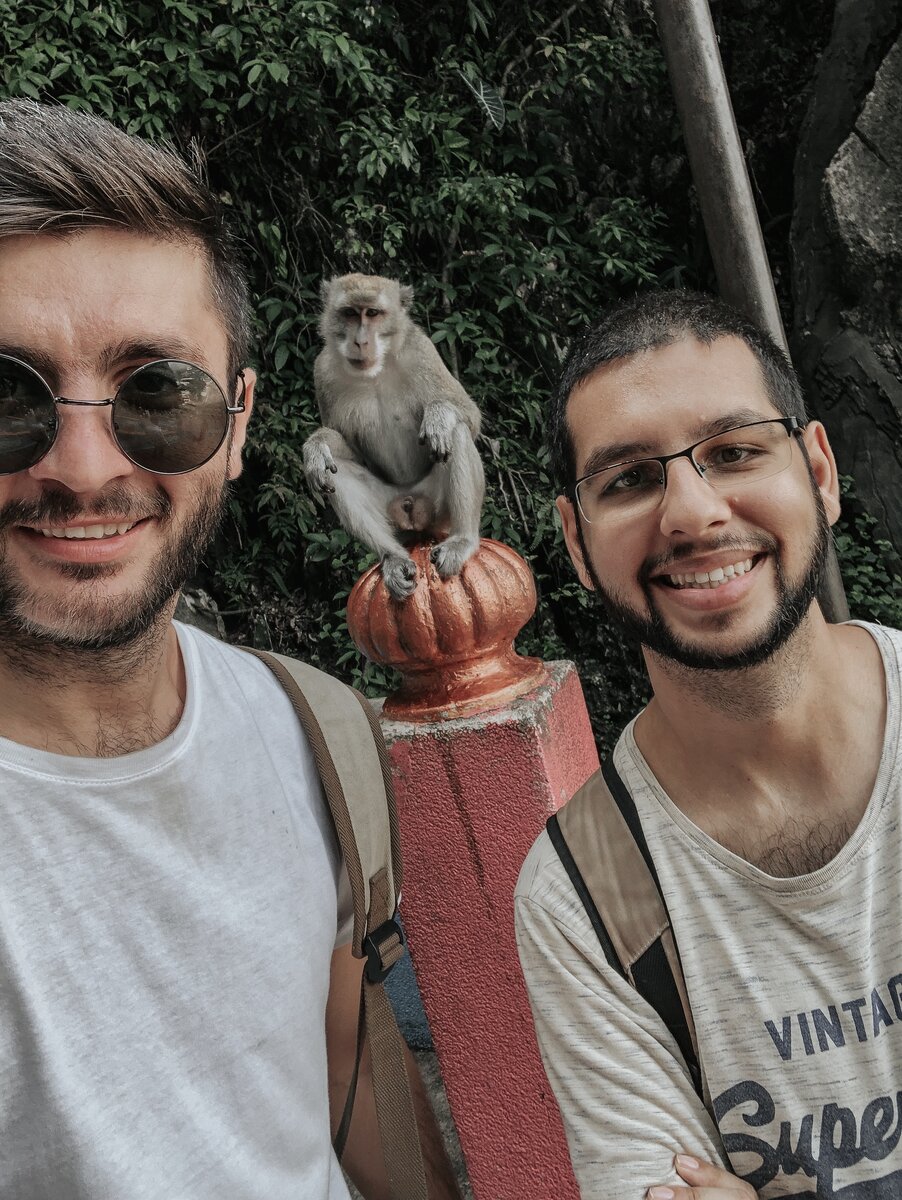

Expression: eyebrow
xmin=0 ymin=338 xmax=212 ymax=389
xmin=579 ymin=406 xmax=778 ymax=477
xmin=99 ymin=338 xmax=211 ymax=373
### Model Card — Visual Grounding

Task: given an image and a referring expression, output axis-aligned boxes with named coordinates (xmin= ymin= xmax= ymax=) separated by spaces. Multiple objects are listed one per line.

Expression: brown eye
xmin=339 ymin=307 xmax=357 ymax=320
xmin=365 ymin=308 xmax=383 ymax=319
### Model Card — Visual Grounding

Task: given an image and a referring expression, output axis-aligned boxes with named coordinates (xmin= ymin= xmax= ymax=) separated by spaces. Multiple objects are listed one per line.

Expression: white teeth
xmin=37 ymin=521 xmax=137 ymax=540
xmin=665 ymin=557 xmax=755 ymax=589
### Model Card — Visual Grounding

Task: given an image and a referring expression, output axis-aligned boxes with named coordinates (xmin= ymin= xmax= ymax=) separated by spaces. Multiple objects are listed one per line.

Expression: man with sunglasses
xmin=515 ymin=291 xmax=901 ymax=1199
xmin=0 ymin=101 xmax=454 ymax=1199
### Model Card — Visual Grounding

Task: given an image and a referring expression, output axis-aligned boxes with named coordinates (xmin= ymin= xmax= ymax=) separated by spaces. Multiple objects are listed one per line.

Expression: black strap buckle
xmin=363 ymin=914 xmax=405 ymax=983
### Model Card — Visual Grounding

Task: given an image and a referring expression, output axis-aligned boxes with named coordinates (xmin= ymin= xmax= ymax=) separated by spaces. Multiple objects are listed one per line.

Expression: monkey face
xmin=336 ymin=302 xmax=390 ymax=375
xmin=320 ymin=274 xmax=414 ymax=378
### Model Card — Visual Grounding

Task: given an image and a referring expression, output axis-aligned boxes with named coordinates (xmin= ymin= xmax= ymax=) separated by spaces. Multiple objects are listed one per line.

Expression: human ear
xmin=556 ymin=494 xmax=595 ymax=590
xmin=227 ymin=367 xmax=256 ymax=480
xmin=801 ymin=420 xmax=840 ymax=527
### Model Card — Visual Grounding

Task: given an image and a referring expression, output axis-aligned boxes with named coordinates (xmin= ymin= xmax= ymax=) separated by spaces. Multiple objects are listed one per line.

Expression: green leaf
xmin=457 ymin=71 xmax=506 ymax=130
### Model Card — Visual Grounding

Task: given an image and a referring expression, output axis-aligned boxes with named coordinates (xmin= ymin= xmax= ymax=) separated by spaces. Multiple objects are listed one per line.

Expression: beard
xmin=0 ymin=475 xmax=228 ymax=654
xmin=575 ymin=488 xmax=831 ymax=673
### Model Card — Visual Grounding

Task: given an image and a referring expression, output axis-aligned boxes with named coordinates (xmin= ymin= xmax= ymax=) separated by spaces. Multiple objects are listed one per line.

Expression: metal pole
xmin=651 ymin=0 xmax=849 ymax=623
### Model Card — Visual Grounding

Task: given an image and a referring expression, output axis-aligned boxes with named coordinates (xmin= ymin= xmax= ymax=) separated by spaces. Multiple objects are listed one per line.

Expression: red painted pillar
xmin=348 ymin=541 xmax=599 ymax=1199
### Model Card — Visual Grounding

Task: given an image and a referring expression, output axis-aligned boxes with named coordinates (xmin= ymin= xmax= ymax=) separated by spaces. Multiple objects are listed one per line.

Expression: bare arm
xmin=326 ymin=944 xmax=459 ymax=1200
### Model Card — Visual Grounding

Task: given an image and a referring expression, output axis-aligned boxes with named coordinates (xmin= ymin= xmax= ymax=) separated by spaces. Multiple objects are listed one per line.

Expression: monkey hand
xmin=381 ymin=554 xmax=418 ymax=600
xmin=418 ymin=402 xmax=459 ymax=462
xmin=431 ymin=534 xmax=479 ymax=578
xmin=302 ymin=440 xmax=339 ymax=495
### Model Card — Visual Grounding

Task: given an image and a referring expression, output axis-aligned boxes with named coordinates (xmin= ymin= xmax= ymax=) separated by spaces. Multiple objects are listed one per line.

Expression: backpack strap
xmin=546 ymin=757 xmax=702 ymax=1098
xmin=245 ymin=648 xmax=427 ymax=1200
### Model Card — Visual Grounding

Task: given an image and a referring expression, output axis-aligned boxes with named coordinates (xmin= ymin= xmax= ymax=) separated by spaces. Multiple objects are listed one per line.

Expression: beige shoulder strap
xmin=248 ymin=648 xmax=400 ymax=952
xmin=245 ymin=648 xmax=427 ymax=1199
xmin=550 ymin=764 xmax=700 ymax=1090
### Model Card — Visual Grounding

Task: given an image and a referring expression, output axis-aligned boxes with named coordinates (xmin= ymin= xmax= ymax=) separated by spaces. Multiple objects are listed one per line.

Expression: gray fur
xmin=303 ymin=275 xmax=485 ymax=600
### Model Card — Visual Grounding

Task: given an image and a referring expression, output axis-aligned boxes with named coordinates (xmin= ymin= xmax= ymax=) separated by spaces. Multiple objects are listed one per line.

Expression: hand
xmin=647 ymin=1154 xmax=757 ymax=1199
xmin=418 ymin=402 xmax=458 ymax=461
xmin=381 ymin=553 xmax=418 ymax=600
xmin=303 ymin=440 xmax=338 ymax=493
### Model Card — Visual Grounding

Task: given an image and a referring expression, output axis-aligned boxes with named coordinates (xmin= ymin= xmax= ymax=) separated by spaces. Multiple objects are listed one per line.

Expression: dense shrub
xmin=1 ymin=0 xmax=896 ymax=753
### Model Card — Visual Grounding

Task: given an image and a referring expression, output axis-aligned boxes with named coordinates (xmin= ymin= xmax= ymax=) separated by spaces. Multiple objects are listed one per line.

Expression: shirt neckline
xmin=618 ymin=621 xmax=900 ymax=893
xmin=0 ymin=621 xmax=201 ymax=784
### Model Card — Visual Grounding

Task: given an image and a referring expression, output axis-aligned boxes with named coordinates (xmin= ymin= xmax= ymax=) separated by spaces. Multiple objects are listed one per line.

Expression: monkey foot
xmin=381 ymin=554 xmax=418 ymax=600
xmin=430 ymin=534 xmax=479 ymax=578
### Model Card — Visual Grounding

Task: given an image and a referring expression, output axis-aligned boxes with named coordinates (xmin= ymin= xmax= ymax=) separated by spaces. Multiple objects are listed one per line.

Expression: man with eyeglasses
xmin=515 ymin=290 xmax=900 ymax=1199
xmin=0 ymin=100 xmax=455 ymax=1199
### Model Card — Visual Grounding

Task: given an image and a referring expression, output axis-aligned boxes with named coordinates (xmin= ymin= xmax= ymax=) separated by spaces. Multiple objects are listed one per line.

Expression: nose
xmin=656 ymin=455 xmax=733 ymax=539
xmin=354 ymin=320 xmax=369 ymax=349
xmin=28 ymin=402 xmax=136 ymax=493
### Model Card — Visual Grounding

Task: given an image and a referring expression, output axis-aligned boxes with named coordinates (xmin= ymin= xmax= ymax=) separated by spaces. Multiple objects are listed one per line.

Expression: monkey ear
xmin=399 ymin=284 xmax=414 ymax=310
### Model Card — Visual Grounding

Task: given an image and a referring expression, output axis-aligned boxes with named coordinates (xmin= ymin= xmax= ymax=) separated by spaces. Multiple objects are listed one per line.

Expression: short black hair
xmin=549 ymin=289 xmax=807 ymax=491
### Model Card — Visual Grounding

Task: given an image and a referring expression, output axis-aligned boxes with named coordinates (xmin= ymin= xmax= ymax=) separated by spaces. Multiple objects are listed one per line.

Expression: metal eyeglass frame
xmin=571 ymin=416 xmax=805 ymax=522
xmin=1 ymin=354 xmax=247 ymax=476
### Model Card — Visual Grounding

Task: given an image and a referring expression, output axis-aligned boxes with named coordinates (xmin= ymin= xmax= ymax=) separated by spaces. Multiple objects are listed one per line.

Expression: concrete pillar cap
xmin=347 ymin=538 xmax=548 ymax=721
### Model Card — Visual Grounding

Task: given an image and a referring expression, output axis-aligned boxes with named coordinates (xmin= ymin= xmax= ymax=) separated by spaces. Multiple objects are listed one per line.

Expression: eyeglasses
xmin=0 ymin=354 xmax=246 ymax=476
xmin=572 ymin=417 xmax=804 ymax=524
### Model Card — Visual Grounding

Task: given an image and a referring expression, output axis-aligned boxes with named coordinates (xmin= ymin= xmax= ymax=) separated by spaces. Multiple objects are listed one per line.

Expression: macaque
xmin=303 ymin=274 xmax=485 ymax=600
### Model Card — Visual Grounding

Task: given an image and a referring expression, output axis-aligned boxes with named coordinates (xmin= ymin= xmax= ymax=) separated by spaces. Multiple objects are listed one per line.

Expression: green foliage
xmin=0 ymin=0 xmax=897 ymax=759
xmin=0 ymin=0 xmax=669 ymax=683
xmin=835 ymin=478 xmax=902 ymax=629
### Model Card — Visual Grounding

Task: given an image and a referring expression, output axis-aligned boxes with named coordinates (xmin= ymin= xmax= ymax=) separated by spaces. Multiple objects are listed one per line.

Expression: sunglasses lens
xmin=114 ymin=361 xmax=230 ymax=474
xmin=0 ymin=358 xmax=56 ymax=474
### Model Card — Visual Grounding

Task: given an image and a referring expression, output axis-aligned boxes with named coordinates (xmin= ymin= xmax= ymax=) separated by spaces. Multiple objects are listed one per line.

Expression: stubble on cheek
xmin=573 ymin=502 xmax=828 ymax=675
xmin=0 ymin=472 xmax=229 ymax=652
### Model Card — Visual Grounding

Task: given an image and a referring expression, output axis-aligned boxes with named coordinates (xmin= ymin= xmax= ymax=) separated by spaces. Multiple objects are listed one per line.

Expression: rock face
xmin=825 ymin=38 xmax=902 ymax=292
xmin=792 ymin=1 xmax=902 ymax=559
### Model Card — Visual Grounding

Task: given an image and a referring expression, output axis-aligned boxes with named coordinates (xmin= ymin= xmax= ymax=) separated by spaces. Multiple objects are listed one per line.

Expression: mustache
xmin=0 ymin=486 xmax=172 ymax=531
xmin=640 ymin=533 xmax=778 ymax=583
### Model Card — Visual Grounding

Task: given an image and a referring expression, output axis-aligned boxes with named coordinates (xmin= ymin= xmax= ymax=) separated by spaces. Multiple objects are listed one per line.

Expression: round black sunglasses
xmin=0 ymin=354 xmax=246 ymax=476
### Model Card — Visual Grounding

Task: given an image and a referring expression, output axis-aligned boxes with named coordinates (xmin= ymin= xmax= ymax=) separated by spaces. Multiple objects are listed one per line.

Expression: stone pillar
xmin=348 ymin=540 xmax=598 ymax=1200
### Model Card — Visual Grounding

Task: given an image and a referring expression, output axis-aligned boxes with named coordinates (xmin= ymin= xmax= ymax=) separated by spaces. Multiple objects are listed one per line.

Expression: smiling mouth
xmin=657 ymin=554 xmax=763 ymax=589
xmin=27 ymin=520 xmax=142 ymax=541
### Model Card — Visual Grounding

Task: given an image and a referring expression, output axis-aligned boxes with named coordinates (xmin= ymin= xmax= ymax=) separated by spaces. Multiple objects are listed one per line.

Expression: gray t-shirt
xmin=0 ymin=622 xmax=353 ymax=1199
xmin=516 ymin=622 xmax=902 ymax=1199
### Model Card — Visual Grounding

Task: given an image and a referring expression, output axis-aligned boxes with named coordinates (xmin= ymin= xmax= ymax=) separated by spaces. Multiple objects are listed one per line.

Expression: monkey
xmin=302 ymin=274 xmax=485 ymax=600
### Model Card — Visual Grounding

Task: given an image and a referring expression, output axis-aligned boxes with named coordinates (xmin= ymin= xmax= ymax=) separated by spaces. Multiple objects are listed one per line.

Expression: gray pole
xmin=651 ymin=0 xmax=849 ymax=623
